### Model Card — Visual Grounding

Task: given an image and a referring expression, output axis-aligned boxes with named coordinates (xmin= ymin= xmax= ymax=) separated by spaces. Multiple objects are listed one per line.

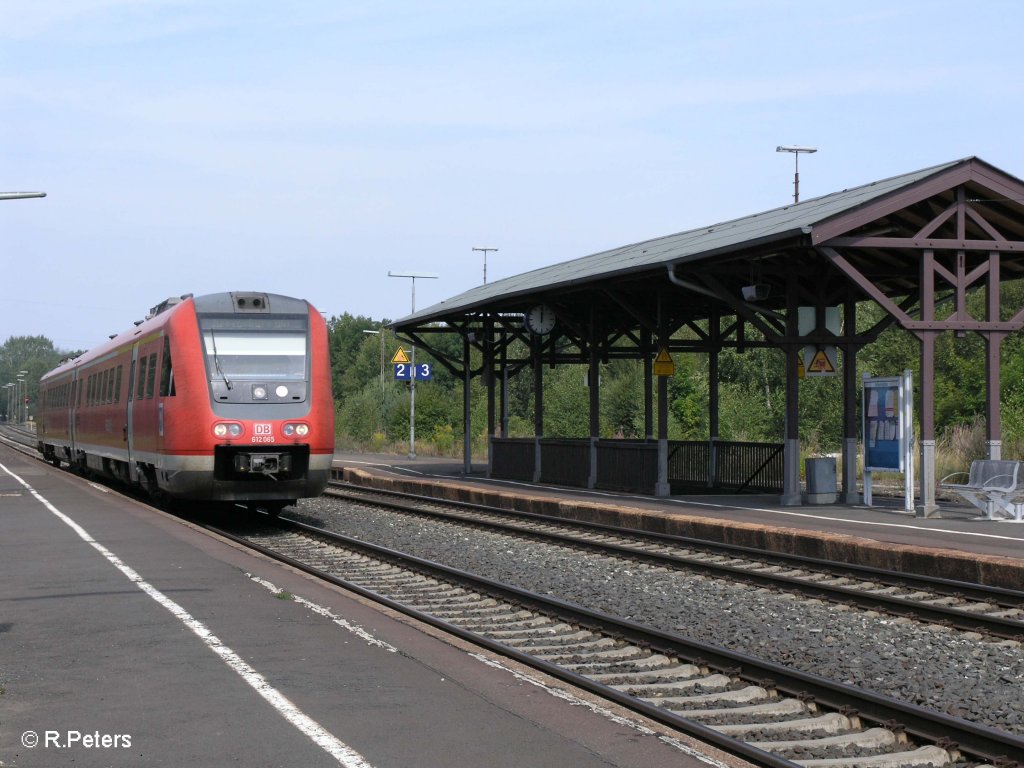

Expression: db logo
xmin=254 ymin=423 xmax=273 ymax=436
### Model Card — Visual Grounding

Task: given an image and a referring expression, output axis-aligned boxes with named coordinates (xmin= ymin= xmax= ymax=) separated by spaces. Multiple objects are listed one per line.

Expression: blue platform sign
xmin=862 ymin=371 xmax=915 ymax=511
xmin=394 ymin=363 xmax=433 ymax=381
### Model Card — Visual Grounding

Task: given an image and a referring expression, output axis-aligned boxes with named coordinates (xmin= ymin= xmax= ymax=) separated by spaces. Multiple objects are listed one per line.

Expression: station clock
xmin=523 ymin=304 xmax=556 ymax=335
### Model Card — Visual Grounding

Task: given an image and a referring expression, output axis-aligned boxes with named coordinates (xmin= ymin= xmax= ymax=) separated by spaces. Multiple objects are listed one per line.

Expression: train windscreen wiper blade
xmin=209 ymin=329 xmax=233 ymax=390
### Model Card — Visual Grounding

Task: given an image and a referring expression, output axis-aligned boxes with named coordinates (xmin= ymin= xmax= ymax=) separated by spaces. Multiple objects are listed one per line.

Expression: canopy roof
xmin=393 ymin=157 xmax=1024 ymax=333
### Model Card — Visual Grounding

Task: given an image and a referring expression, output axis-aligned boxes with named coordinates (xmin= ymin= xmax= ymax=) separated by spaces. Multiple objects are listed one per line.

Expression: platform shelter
xmin=390 ymin=157 xmax=1024 ymax=514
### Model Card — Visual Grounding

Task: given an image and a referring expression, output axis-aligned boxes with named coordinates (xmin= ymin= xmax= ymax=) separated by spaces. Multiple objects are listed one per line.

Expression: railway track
xmin=323 ymin=481 xmax=1024 ymax=641
xmin=0 ymin=423 xmax=37 ymax=450
xmin=5 ymin=430 xmax=1022 ymax=763
xmin=208 ymin=513 xmax=1024 ymax=768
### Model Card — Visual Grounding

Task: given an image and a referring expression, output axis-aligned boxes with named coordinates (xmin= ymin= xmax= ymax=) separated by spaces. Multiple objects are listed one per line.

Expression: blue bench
xmin=940 ymin=460 xmax=1024 ymax=521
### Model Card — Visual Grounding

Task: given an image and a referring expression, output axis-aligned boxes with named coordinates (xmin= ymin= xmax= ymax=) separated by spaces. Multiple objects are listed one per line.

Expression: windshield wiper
xmin=209 ymin=329 xmax=233 ymax=390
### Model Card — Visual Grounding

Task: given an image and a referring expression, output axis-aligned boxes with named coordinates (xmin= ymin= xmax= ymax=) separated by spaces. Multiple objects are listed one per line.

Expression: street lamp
xmin=387 ymin=271 xmax=439 ymax=459
xmin=17 ymin=372 xmax=28 ymax=424
xmin=20 ymin=371 xmax=29 ymax=423
xmin=776 ymin=145 xmax=817 ymax=203
xmin=362 ymin=328 xmax=386 ymax=436
xmin=472 ymin=247 xmax=498 ymax=285
xmin=3 ymin=383 xmax=12 ymax=422
xmin=0 ymin=192 xmax=46 ymax=200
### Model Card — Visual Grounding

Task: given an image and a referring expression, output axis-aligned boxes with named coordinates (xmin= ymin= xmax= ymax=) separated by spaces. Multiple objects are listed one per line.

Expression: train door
xmin=70 ymin=370 xmax=79 ymax=451
xmin=126 ymin=344 xmax=139 ymax=479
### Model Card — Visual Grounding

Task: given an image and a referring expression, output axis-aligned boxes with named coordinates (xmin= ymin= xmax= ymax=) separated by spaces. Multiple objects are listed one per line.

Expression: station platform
xmin=332 ymin=452 xmax=1024 ymax=591
xmin=0 ymin=442 xmax=744 ymax=768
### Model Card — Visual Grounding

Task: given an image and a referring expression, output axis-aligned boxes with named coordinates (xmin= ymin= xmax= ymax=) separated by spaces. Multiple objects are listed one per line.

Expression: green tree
xmin=0 ymin=336 xmax=76 ymax=421
xmin=668 ymin=353 xmax=708 ymax=439
xmin=543 ymin=364 xmax=589 ymax=437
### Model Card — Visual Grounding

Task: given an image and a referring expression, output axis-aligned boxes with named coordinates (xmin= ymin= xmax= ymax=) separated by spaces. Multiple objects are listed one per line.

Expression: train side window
xmin=106 ymin=368 xmax=114 ymax=403
xmin=146 ymin=353 xmax=157 ymax=399
xmin=159 ymin=337 xmax=174 ymax=397
xmin=136 ymin=357 xmax=148 ymax=400
xmin=77 ymin=379 xmax=82 ymax=407
xmin=87 ymin=375 xmax=94 ymax=406
xmin=115 ymin=364 xmax=123 ymax=403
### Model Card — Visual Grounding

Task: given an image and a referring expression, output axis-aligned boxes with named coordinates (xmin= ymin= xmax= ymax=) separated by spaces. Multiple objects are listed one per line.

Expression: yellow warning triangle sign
xmin=653 ymin=346 xmax=675 ymax=376
xmin=807 ymin=349 xmax=836 ymax=373
xmin=391 ymin=347 xmax=410 ymax=364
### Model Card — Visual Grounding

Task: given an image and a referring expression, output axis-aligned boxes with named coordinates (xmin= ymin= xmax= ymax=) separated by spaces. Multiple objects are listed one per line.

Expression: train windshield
xmin=202 ymin=331 xmax=307 ymax=380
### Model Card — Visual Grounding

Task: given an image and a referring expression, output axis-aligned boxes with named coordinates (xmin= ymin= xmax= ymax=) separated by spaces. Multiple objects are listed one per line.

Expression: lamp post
xmin=17 ymin=372 xmax=27 ymax=424
xmin=387 ymin=271 xmax=439 ymax=458
xmin=472 ymin=247 xmax=498 ymax=285
xmin=4 ymin=383 xmax=12 ymax=422
xmin=0 ymin=192 xmax=46 ymax=200
xmin=776 ymin=145 xmax=817 ymax=203
xmin=362 ymin=328 xmax=386 ymax=435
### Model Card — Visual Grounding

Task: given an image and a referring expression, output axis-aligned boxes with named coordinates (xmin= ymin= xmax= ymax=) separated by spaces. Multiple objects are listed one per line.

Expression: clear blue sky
xmin=2 ymin=1 xmax=1022 ymax=352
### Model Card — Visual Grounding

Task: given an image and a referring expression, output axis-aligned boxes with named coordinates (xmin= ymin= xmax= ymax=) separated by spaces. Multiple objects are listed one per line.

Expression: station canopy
xmin=392 ymin=156 xmax=1024 ymax=340
xmin=389 ymin=156 xmax=1024 ymax=512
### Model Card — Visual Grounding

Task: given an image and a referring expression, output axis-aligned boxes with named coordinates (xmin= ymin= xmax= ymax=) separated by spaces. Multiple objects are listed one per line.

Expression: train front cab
xmin=153 ymin=292 xmax=334 ymax=507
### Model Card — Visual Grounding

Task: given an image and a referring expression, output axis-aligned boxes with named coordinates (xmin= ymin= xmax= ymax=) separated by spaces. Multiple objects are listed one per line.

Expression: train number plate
xmin=252 ymin=423 xmax=274 ymax=443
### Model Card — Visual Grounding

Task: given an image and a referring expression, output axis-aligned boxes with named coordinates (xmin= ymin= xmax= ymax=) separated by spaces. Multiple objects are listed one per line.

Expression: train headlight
xmin=283 ymin=423 xmax=309 ymax=438
xmin=275 ymin=385 xmax=289 ymax=398
xmin=252 ymin=385 xmax=268 ymax=400
xmin=213 ymin=422 xmax=243 ymax=438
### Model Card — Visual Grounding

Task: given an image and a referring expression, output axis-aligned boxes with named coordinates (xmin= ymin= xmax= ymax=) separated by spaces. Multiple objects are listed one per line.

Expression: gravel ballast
xmin=291 ymin=496 xmax=1024 ymax=736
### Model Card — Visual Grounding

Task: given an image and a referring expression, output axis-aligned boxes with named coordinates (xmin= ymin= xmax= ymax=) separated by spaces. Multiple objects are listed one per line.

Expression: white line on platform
xmin=0 ymin=461 xmax=376 ymax=768
xmin=246 ymin=573 xmax=398 ymax=653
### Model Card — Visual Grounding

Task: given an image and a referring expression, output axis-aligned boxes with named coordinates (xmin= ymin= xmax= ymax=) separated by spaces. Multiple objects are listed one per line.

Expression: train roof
xmin=41 ymin=291 xmax=313 ymax=381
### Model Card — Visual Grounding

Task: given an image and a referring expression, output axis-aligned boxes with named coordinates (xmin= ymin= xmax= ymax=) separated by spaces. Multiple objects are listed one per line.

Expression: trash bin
xmin=805 ymin=457 xmax=837 ymax=504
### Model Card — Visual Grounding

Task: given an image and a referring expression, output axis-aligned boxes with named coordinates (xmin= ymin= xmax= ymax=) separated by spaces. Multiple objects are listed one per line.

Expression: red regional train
xmin=37 ymin=291 xmax=334 ymax=512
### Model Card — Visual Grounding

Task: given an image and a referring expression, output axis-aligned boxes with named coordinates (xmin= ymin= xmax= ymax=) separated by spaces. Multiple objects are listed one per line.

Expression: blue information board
xmin=863 ymin=377 xmax=902 ymax=471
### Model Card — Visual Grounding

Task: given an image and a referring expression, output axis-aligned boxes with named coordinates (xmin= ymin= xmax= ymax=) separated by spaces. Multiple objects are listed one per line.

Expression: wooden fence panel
xmin=490 ymin=437 xmax=535 ymax=481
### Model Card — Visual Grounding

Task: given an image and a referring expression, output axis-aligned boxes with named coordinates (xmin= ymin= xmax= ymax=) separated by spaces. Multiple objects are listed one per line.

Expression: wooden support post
xmin=642 ymin=326 xmax=653 ymax=440
xmin=588 ymin=337 xmax=600 ymax=489
xmin=463 ymin=334 xmax=473 ymax=476
xmin=842 ymin=298 xmax=860 ymax=504
xmin=532 ymin=335 xmax=544 ymax=483
xmin=781 ymin=279 xmax=802 ymax=506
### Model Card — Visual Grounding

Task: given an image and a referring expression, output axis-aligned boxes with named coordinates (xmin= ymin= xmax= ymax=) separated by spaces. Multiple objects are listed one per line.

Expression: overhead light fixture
xmin=742 ymin=284 xmax=771 ymax=301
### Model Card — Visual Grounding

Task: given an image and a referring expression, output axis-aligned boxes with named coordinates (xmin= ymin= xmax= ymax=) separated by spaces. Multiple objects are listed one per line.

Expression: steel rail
xmin=328 ymin=479 xmax=1024 ymax=603
xmin=324 ymin=483 xmax=1024 ymax=639
xmin=213 ymin=514 xmax=1024 ymax=765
